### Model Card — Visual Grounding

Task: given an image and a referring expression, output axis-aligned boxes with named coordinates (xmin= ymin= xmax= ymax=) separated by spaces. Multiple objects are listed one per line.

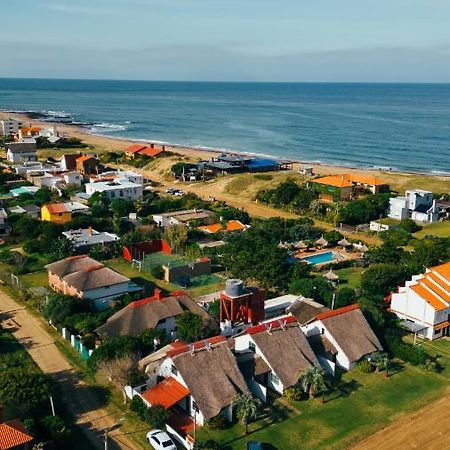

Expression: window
xmin=321 ymin=328 xmax=325 ymax=335
xmin=269 ymin=372 xmax=279 ymax=385
xmin=248 ymin=341 xmax=256 ymax=352
xmin=120 ymin=191 xmax=124 ymax=197
xmin=171 ymin=365 xmax=178 ymax=376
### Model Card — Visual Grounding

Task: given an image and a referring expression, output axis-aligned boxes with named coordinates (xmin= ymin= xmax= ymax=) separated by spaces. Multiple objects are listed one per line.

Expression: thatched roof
xmin=63 ymin=266 xmax=129 ymax=291
xmin=316 ymin=305 xmax=382 ymax=363
xmin=249 ymin=322 xmax=319 ymax=388
xmin=338 ymin=237 xmax=351 ymax=247
xmin=96 ymin=295 xmax=211 ymax=338
xmin=45 ymin=255 xmax=98 ymax=277
xmin=287 ymin=298 xmax=329 ymax=325
xmin=316 ymin=236 xmax=328 ymax=247
xmin=173 ymin=341 xmax=249 ymax=420
xmin=323 ymin=269 xmax=339 ymax=281
xmin=294 ymin=240 xmax=308 ymax=249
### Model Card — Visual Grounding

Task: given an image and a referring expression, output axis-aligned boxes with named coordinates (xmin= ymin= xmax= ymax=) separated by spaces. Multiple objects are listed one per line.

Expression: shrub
xmin=194 ymin=440 xmax=222 ymax=450
xmin=254 ymin=174 xmax=273 ymax=181
xmin=357 ymin=359 xmax=374 ymax=373
xmin=129 ymin=395 xmax=147 ymax=421
xmin=283 ymin=386 xmax=304 ymax=401
xmin=207 ymin=415 xmax=228 ymax=430
xmin=385 ymin=334 xmax=428 ymax=366
xmin=144 ymin=404 xmax=170 ymax=429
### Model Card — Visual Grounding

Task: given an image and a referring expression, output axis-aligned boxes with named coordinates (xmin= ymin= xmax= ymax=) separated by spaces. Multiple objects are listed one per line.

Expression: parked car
xmin=246 ymin=442 xmax=264 ymax=450
xmin=165 ymin=188 xmax=176 ymax=194
xmin=174 ymin=190 xmax=185 ymax=196
xmin=146 ymin=429 xmax=177 ymax=450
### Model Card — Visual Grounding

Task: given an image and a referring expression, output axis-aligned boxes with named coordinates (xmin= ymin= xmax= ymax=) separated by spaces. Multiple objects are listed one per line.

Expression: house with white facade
xmin=139 ymin=336 xmax=249 ymax=429
xmin=85 ymin=179 xmax=143 ymax=201
xmin=234 ymin=316 xmax=319 ymax=398
xmin=153 ymin=209 xmax=214 ymax=228
xmin=301 ymin=304 xmax=383 ymax=371
xmin=62 ymin=228 xmax=119 ymax=249
xmin=6 ymin=140 xmax=37 ymax=163
xmin=389 ymin=189 xmax=439 ymax=223
xmin=390 ymin=262 xmax=450 ymax=340
xmin=89 ymin=170 xmax=144 ymax=185
xmin=0 ymin=208 xmax=9 ymax=236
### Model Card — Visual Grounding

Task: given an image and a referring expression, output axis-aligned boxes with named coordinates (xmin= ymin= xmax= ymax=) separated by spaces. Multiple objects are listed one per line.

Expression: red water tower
xmin=219 ymin=279 xmax=265 ymax=325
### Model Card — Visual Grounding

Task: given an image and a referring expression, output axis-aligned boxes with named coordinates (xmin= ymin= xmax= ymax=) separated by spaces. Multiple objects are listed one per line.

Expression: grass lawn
xmin=414 ymin=221 xmax=450 ymax=238
xmin=331 ymin=267 xmax=364 ymax=289
xmin=20 ymin=270 xmax=48 ymax=288
xmin=198 ymin=356 xmax=449 ymax=449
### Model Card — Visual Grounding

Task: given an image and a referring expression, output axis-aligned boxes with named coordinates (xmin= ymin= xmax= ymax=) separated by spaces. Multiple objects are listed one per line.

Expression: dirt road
xmin=0 ymin=290 xmax=141 ymax=450
xmin=352 ymin=392 xmax=450 ymax=449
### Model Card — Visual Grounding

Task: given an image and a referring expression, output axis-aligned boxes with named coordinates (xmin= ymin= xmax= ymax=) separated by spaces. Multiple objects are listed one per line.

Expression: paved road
xmin=352 ymin=393 xmax=450 ymax=449
xmin=0 ymin=290 xmax=141 ymax=450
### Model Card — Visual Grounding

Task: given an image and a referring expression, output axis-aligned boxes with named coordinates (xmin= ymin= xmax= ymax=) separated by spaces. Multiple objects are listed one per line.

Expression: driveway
xmin=0 ymin=290 xmax=142 ymax=450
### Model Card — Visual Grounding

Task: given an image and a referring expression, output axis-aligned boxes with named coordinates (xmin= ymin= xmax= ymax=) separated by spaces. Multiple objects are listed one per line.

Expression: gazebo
xmin=316 ymin=236 xmax=328 ymax=247
xmin=323 ymin=269 xmax=339 ymax=282
xmin=294 ymin=240 xmax=308 ymax=250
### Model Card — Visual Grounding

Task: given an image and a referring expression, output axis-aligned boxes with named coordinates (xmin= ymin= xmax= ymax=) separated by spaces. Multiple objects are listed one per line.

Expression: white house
xmin=85 ymin=179 xmax=143 ymax=201
xmin=301 ymin=304 xmax=383 ymax=371
xmin=90 ymin=170 xmax=144 ymax=185
xmin=0 ymin=119 xmax=21 ymax=136
xmin=153 ymin=209 xmax=214 ymax=227
xmin=0 ymin=208 xmax=9 ymax=236
xmin=62 ymin=228 xmax=119 ymax=249
xmin=6 ymin=141 xmax=37 ymax=163
xmin=139 ymin=336 xmax=249 ymax=427
xmin=234 ymin=316 xmax=319 ymax=398
xmin=390 ymin=262 xmax=450 ymax=340
xmin=389 ymin=189 xmax=439 ymax=223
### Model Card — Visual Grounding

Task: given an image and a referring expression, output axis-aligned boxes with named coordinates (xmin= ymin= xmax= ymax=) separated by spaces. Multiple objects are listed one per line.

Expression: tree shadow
xmin=385 ymin=360 xmax=405 ymax=377
xmin=324 ymin=378 xmax=362 ymax=403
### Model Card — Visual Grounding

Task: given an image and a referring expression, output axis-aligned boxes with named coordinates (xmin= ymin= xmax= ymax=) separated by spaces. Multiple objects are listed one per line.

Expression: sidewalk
xmin=0 ymin=290 xmax=141 ymax=450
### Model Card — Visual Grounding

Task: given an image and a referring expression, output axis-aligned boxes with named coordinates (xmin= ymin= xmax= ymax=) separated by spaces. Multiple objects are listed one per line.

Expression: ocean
xmin=0 ymin=78 xmax=449 ymax=174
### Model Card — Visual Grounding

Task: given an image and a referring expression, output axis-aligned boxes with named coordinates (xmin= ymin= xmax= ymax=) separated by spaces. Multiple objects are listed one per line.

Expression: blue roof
xmin=246 ymin=158 xmax=279 ymax=169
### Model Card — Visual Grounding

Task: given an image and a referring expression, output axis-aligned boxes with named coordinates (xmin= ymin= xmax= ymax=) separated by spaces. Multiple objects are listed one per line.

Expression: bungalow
xmin=124 ymin=143 xmax=165 ymax=159
xmin=62 ymin=227 xmax=119 ymax=249
xmin=95 ymin=290 xmax=213 ymax=339
xmin=0 ymin=419 xmax=33 ymax=449
xmin=5 ymin=141 xmax=37 ymax=164
xmin=234 ymin=316 xmax=319 ymax=397
xmin=287 ymin=297 xmax=329 ymax=325
xmin=311 ymin=173 xmax=388 ymax=202
xmin=8 ymin=204 xmax=40 ymax=219
xmin=124 ymin=144 xmax=147 ymax=158
xmin=41 ymin=203 xmax=72 ymax=224
xmin=390 ymin=262 xmax=450 ymax=340
xmin=76 ymin=155 xmax=101 ymax=175
xmin=45 ymin=255 xmax=133 ymax=310
xmin=153 ymin=209 xmax=215 ymax=228
xmin=302 ymin=304 xmax=383 ymax=371
xmin=85 ymin=179 xmax=143 ymax=201
xmin=141 ymin=336 xmax=250 ymax=426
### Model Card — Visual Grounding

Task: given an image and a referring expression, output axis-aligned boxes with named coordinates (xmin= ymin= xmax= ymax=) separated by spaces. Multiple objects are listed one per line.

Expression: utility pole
xmin=102 ymin=418 xmax=124 ymax=450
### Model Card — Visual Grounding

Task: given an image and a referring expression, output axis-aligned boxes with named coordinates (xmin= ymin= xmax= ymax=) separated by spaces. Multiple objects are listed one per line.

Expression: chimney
xmin=87 ymin=226 xmax=93 ymax=236
xmin=153 ymin=288 xmax=163 ymax=300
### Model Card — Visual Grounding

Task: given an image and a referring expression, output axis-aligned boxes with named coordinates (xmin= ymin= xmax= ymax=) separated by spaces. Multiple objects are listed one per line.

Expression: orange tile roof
xmin=315 ymin=303 xmax=360 ymax=321
xmin=226 ymin=220 xmax=246 ymax=231
xmin=76 ymin=155 xmax=95 ymax=163
xmin=198 ymin=223 xmax=223 ymax=234
xmin=421 ymin=276 xmax=450 ymax=302
xmin=0 ymin=420 xmax=33 ymax=450
xmin=313 ymin=173 xmax=386 ymax=188
xmin=44 ymin=203 xmax=69 ymax=214
xmin=138 ymin=147 xmax=164 ymax=157
xmin=432 ymin=262 xmax=450 ymax=282
xmin=411 ymin=284 xmax=448 ymax=311
xmin=141 ymin=377 xmax=190 ymax=408
xmin=124 ymin=144 xmax=147 ymax=154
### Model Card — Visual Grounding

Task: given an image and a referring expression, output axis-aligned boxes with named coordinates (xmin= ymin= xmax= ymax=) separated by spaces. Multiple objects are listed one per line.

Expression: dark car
xmin=246 ymin=442 xmax=263 ymax=450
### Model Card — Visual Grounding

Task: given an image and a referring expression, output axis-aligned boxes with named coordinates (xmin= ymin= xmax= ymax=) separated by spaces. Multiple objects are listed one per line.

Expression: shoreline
xmin=1 ymin=109 xmax=450 ymax=181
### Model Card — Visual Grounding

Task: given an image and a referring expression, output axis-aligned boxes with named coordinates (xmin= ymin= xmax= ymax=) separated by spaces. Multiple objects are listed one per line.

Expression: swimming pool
xmin=301 ymin=251 xmax=335 ymax=265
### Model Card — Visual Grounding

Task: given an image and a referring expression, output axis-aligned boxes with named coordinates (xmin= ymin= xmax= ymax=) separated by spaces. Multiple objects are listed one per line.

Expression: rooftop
xmin=62 ymin=228 xmax=119 ymax=247
xmin=0 ymin=419 xmax=33 ymax=450
xmin=313 ymin=173 xmax=386 ymax=188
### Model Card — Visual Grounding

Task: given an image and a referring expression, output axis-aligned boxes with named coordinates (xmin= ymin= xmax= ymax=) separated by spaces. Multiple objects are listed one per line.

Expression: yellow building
xmin=41 ymin=203 xmax=72 ymax=224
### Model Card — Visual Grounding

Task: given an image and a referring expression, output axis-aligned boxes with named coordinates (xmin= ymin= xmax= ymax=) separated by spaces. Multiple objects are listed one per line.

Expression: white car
xmin=146 ymin=429 xmax=177 ymax=450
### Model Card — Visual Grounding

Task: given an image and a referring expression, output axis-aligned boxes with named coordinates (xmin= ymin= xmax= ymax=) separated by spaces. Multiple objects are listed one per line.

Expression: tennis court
xmin=141 ymin=251 xmax=187 ymax=270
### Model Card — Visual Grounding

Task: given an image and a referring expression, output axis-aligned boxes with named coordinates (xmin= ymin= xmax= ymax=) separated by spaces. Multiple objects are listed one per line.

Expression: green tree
xmin=43 ymin=294 xmax=79 ymax=326
xmin=298 ymin=366 xmax=327 ymax=400
xmin=361 ymin=263 xmax=410 ymax=297
xmin=41 ymin=415 xmax=71 ymax=443
xmin=232 ymin=394 xmax=259 ymax=435
xmin=163 ymin=225 xmax=188 ymax=253
xmin=335 ymin=287 xmax=357 ymax=308
xmin=176 ymin=312 xmax=203 ymax=342
xmin=111 ymin=198 xmax=135 ymax=218
xmin=34 ymin=187 xmax=53 ymax=206
xmin=144 ymin=404 xmax=170 ymax=429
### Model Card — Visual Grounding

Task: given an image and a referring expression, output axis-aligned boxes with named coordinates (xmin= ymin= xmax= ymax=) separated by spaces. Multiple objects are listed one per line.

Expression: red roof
xmin=246 ymin=315 xmax=298 ymax=335
xmin=141 ymin=377 xmax=190 ymax=409
xmin=124 ymin=144 xmax=147 ymax=155
xmin=315 ymin=303 xmax=360 ymax=321
xmin=166 ymin=335 xmax=226 ymax=358
xmin=76 ymin=155 xmax=95 ymax=163
xmin=44 ymin=203 xmax=69 ymax=214
xmin=0 ymin=420 xmax=33 ymax=450
xmin=138 ymin=147 xmax=164 ymax=158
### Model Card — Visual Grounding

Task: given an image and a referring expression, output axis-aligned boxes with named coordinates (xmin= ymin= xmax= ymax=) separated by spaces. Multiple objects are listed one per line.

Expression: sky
xmin=1 ymin=0 xmax=450 ymax=81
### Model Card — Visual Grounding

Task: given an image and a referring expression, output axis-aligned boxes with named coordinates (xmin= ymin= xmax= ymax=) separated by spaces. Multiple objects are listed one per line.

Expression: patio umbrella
xmin=323 ymin=269 xmax=339 ymax=281
xmin=338 ymin=237 xmax=351 ymax=247
xmin=316 ymin=235 xmax=329 ymax=247
xmin=294 ymin=240 xmax=308 ymax=250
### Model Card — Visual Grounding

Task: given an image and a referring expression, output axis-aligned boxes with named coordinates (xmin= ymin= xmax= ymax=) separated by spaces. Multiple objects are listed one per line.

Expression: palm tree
xmin=299 ymin=366 xmax=328 ymax=400
xmin=371 ymin=352 xmax=390 ymax=377
xmin=232 ymin=394 xmax=259 ymax=435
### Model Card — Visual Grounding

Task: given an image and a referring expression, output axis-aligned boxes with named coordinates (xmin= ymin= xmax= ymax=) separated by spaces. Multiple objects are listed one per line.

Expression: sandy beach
xmin=1 ymin=110 xmax=449 ymax=190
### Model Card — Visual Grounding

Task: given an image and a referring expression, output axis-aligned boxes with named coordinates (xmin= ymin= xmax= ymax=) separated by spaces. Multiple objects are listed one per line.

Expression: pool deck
xmin=294 ymin=247 xmax=361 ymax=265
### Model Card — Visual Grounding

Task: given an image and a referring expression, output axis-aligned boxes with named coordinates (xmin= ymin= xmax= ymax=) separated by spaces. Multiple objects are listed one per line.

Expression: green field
xmin=414 ymin=221 xmax=450 ymax=238
xmin=198 ymin=338 xmax=450 ymax=449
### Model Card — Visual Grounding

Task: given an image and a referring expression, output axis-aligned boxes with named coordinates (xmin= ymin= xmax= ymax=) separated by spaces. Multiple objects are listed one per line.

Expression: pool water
xmin=301 ymin=251 xmax=335 ymax=265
